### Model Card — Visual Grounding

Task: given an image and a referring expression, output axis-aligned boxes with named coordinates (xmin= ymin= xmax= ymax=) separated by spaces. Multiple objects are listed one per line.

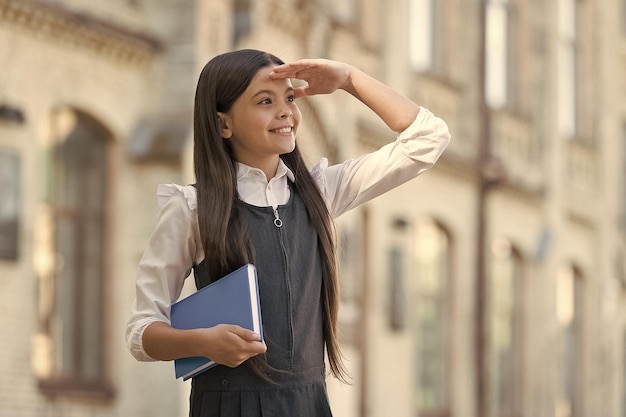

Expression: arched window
xmin=555 ymin=264 xmax=584 ymax=417
xmin=35 ymin=107 xmax=113 ymax=396
xmin=489 ymin=238 xmax=525 ymax=417
xmin=414 ymin=218 xmax=452 ymax=417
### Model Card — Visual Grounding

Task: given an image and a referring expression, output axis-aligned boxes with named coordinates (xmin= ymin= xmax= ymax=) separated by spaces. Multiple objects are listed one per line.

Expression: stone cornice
xmin=0 ymin=0 xmax=162 ymax=67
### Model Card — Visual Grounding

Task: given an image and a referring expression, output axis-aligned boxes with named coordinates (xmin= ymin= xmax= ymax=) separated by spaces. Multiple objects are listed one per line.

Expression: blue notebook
xmin=170 ymin=263 xmax=263 ymax=380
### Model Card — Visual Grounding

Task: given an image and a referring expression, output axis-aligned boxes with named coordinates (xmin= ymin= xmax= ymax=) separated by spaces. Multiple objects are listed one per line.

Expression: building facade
xmin=0 ymin=0 xmax=625 ymax=416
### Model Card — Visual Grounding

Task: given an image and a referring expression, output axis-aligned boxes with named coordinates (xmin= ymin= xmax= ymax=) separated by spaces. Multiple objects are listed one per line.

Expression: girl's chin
xmin=278 ymin=140 xmax=296 ymax=154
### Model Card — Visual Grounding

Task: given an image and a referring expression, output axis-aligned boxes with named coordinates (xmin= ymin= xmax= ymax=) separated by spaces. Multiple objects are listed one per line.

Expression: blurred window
xmin=555 ymin=265 xmax=583 ymax=417
xmin=0 ymin=150 xmax=20 ymax=260
xmin=414 ymin=219 xmax=452 ymax=417
xmin=558 ymin=0 xmax=578 ymax=138
xmin=233 ymin=0 xmax=253 ymax=45
xmin=36 ymin=108 xmax=112 ymax=396
xmin=409 ymin=0 xmax=448 ymax=76
xmin=387 ymin=217 xmax=410 ymax=331
xmin=388 ymin=246 xmax=406 ymax=330
xmin=486 ymin=0 xmax=519 ymax=109
xmin=489 ymin=239 xmax=524 ymax=417
xmin=623 ymin=329 xmax=626 ymax=417
xmin=623 ymin=122 xmax=626 ymax=230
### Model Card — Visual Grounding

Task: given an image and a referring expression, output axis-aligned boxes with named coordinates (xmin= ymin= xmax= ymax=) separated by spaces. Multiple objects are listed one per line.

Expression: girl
xmin=126 ymin=49 xmax=450 ymax=417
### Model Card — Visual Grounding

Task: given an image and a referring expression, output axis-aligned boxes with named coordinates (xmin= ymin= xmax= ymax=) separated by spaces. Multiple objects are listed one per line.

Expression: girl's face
xmin=218 ymin=65 xmax=302 ymax=177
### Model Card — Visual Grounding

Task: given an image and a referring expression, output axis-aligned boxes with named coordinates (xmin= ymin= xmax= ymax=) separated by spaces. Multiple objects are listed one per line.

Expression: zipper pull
xmin=273 ymin=208 xmax=283 ymax=228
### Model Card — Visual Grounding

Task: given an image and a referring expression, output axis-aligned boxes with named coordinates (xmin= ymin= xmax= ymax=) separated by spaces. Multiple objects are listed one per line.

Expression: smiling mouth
xmin=270 ymin=126 xmax=293 ymax=134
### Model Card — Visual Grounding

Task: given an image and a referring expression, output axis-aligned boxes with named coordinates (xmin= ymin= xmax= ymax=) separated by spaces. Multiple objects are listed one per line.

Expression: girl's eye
xmin=259 ymin=98 xmax=272 ymax=104
xmin=287 ymin=95 xmax=295 ymax=102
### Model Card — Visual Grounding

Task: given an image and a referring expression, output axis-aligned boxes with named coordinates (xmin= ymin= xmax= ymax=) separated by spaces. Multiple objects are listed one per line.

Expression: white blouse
xmin=126 ymin=107 xmax=450 ymax=361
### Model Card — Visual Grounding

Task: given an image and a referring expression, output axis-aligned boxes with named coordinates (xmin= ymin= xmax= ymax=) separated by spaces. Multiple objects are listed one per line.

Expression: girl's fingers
xmin=270 ymin=59 xmax=350 ymax=96
xmin=270 ymin=60 xmax=329 ymax=78
xmin=230 ymin=325 xmax=261 ymax=342
xmin=269 ymin=64 xmax=314 ymax=80
xmin=272 ymin=60 xmax=316 ymax=71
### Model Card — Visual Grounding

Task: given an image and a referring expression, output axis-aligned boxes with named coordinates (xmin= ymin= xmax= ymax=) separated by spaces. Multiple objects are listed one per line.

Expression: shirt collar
xmin=235 ymin=158 xmax=295 ymax=183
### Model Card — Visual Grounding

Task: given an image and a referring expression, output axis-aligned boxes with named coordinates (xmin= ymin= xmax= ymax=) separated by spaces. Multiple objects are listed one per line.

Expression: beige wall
xmin=1 ymin=0 xmax=625 ymax=416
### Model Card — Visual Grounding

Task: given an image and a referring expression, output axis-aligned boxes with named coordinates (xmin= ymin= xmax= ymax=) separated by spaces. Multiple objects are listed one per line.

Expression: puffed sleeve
xmin=312 ymin=107 xmax=450 ymax=218
xmin=125 ymin=184 xmax=200 ymax=361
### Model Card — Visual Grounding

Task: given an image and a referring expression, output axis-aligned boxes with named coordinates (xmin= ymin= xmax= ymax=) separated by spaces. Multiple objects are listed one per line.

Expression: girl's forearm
xmin=342 ymin=66 xmax=420 ymax=133
xmin=142 ymin=321 xmax=206 ymax=361
xmin=142 ymin=321 xmax=266 ymax=366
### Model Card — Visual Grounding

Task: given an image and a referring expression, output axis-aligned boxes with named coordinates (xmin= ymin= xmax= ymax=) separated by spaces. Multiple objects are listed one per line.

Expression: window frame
xmin=557 ymin=0 xmax=580 ymax=139
xmin=413 ymin=218 xmax=454 ymax=417
xmin=487 ymin=239 xmax=526 ymax=417
xmin=408 ymin=0 xmax=449 ymax=77
xmin=555 ymin=264 xmax=585 ymax=417
xmin=485 ymin=0 xmax=521 ymax=110
xmin=36 ymin=108 xmax=114 ymax=399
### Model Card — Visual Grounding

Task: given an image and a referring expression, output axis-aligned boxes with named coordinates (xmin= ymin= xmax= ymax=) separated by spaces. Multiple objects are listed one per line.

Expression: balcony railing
xmin=565 ymin=138 xmax=599 ymax=220
xmin=491 ymin=110 xmax=543 ymax=192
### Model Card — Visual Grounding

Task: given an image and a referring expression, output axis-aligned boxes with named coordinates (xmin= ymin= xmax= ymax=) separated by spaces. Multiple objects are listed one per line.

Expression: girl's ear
xmin=216 ymin=112 xmax=232 ymax=139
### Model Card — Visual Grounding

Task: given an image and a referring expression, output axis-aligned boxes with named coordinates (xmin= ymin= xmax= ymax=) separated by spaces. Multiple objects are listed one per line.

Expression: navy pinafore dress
xmin=189 ymin=186 xmax=333 ymax=417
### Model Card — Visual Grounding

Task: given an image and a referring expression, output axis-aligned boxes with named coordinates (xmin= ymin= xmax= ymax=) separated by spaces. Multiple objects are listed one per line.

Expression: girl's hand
xmin=269 ymin=59 xmax=353 ymax=98
xmin=269 ymin=58 xmax=419 ymax=132
xmin=200 ymin=324 xmax=267 ymax=368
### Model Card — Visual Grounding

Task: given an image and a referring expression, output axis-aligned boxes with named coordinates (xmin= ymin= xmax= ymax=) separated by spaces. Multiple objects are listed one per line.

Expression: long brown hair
xmin=193 ymin=49 xmax=347 ymax=381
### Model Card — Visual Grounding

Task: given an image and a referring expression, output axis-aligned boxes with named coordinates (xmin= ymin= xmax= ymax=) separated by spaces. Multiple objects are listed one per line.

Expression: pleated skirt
xmin=189 ymin=365 xmax=333 ymax=417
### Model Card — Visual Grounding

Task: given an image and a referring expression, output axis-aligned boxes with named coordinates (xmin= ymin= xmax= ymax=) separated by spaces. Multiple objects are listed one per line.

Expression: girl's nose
xmin=278 ymin=107 xmax=291 ymax=119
